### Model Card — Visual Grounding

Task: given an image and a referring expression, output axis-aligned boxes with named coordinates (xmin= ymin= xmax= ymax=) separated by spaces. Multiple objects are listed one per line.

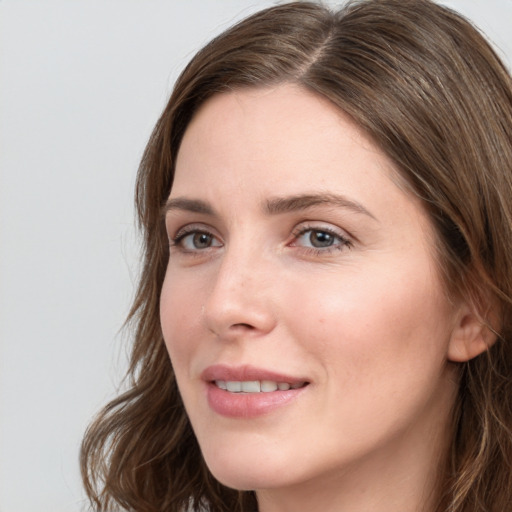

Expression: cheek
xmin=160 ymin=269 xmax=211 ymax=425
xmin=160 ymin=270 xmax=204 ymax=368
xmin=279 ymin=265 xmax=456 ymax=451
xmin=283 ymin=261 xmax=452 ymax=380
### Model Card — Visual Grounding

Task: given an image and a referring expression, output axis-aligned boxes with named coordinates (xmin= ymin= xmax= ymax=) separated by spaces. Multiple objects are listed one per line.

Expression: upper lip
xmin=201 ymin=364 xmax=308 ymax=384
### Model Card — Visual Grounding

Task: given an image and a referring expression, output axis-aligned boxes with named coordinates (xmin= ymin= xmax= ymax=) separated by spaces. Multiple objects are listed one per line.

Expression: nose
xmin=203 ymin=246 xmax=277 ymax=340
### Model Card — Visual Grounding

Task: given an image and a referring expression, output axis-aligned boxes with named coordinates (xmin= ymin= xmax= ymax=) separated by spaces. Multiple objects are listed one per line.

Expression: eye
xmin=171 ymin=228 xmax=222 ymax=252
xmin=301 ymin=230 xmax=336 ymax=248
xmin=290 ymin=226 xmax=351 ymax=252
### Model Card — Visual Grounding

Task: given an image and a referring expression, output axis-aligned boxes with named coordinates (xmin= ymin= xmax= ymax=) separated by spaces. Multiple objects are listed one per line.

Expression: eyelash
xmin=169 ymin=223 xmax=352 ymax=256
xmin=170 ymin=225 xmax=222 ymax=254
xmin=290 ymin=224 xmax=352 ymax=255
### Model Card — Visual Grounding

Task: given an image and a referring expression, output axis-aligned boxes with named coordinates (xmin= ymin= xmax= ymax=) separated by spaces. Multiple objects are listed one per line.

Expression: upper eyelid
xmin=291 ymin=221 xmax=353 ymax=239
xmin=292 ymin=221 xmax=345 ymax=233
xmin=164 ymin=204 xmax=224 ymax=232
xmin=170 ymin=223 xmax=219 ymax=241
xmin=290 ymin=226 xmax=350 ymax=246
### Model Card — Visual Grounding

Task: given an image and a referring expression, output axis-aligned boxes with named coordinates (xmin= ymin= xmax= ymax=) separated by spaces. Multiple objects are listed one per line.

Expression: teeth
xmin=241 ymin=381 xmax=260 ymax=392
xmin=261 ymin=380 xmax=278 ymax=392
xmin=226 ymin=381 xmax=242 ymax=392
xmin=215 ymin=380 xmax=305 ymax=393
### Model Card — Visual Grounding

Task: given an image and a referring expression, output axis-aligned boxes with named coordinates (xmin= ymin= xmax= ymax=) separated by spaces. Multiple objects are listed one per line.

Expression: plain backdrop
xmin=1 ymin=1 xmax=511 ymax=511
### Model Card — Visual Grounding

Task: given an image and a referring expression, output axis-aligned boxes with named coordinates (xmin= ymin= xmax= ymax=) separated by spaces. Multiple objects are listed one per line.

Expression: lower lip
xmin=206 ymin=382 xmax=307 ymax=418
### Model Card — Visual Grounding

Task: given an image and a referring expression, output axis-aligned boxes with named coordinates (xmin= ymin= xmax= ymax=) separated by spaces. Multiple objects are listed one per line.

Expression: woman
xmin=81 ymin=1 xmax=512 ymax=511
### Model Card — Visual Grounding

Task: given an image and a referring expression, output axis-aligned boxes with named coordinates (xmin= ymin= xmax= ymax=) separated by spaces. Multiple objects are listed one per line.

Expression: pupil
xmin=194 ymin=233 xmax=211 ymax=248
xmin=311 ymin=230 xmax=333 ymax=248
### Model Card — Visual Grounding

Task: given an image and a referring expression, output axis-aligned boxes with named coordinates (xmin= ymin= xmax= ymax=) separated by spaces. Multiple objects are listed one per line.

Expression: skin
xmin=160 ymin=84 xmax=473 ymax=512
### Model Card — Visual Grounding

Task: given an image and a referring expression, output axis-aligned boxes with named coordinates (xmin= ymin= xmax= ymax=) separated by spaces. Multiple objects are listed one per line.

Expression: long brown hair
xmin=81 ymin=1 xmax=512 ymax=511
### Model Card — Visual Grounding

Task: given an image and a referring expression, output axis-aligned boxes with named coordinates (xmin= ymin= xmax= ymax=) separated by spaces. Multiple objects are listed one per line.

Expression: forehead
xmin=174 ymin=85 xmax=393 ymax=193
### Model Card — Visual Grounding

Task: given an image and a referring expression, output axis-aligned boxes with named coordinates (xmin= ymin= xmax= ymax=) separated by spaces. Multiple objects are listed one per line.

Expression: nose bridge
xmin=203 ymin=234 xmax=275 ymax=337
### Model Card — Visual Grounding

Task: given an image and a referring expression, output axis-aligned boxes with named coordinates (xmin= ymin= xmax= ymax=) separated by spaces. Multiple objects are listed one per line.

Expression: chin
xmin=208 ymin=465 xmax=269 ymax=491
xmin=202 ymin=447 xmax=292 ymax=491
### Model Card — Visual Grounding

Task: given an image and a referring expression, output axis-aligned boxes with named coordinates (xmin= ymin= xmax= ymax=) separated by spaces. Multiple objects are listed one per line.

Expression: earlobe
xmin=447 ymin=307 xmax=498 ymax=363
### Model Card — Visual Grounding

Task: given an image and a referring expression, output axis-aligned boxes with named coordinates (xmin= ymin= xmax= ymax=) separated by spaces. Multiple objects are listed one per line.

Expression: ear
xmin=447 ymin=304 xmax=498 ymax=363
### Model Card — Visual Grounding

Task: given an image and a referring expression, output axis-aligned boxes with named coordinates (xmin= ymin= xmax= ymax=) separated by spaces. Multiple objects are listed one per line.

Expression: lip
xmin=201 ymin=364 xmax=309 ymax=419
xmin=201 ymin=364 xmax=307 ymax=384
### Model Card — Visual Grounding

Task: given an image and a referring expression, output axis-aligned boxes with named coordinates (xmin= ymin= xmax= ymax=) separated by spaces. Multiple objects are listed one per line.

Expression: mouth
xmin=214 ymin=380 xmax=308 ymax=393
xmin=201 ymin=365 xmax=310 ymax=418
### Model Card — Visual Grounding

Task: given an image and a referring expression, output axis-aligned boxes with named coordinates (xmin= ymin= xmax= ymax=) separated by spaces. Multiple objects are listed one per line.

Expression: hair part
xmin=81 ymin=1 xmax=512 ymax=510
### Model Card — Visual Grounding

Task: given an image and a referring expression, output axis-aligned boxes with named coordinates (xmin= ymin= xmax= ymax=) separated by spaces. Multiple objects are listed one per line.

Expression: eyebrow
xmin=163 ymin=192 xmax=376 ymax=221
xmin=264 ymin=193 xmax=376 ymax=220
xmin=163 ymin=197 xmax=215 ymax=217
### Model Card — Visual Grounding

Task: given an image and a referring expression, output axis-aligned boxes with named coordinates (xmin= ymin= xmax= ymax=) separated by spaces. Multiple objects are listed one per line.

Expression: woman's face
xmin=161 ymin=84 xmax=462 ymax=503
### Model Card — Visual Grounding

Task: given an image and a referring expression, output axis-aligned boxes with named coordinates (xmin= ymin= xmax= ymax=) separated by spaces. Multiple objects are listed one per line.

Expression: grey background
xmin=1 ymin=1 xmax=511 ymax=511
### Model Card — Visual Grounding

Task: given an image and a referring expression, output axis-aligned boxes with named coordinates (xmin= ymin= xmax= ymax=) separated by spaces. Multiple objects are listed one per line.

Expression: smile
xmin=215 ymin=380 xmax=307 ymax=393
xmin=202 ymin=365 xmax=310 ymax=417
